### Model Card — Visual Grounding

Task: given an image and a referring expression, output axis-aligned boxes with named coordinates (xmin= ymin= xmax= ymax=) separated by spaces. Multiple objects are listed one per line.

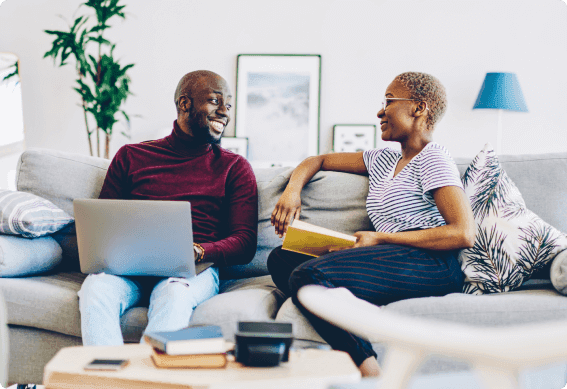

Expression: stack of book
xmin=144 ymin=325 xmax=228 ymax=368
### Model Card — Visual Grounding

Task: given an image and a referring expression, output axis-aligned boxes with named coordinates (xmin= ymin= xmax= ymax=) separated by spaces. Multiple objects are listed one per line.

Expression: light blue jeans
xmin=78 ymin=268 xmax=219 ymax=346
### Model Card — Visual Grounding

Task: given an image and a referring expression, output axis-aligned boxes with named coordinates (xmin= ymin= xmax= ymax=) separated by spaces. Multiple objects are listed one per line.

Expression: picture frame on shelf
xmin=220 ymin=137 xmax=248 ymax=158
xmin=332 ymin=124 xmax=376 ymax=153
xmin=235 ymin=54 xmax=321 ymax=168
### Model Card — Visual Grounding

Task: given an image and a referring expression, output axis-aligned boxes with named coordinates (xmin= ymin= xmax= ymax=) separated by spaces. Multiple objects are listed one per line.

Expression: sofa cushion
xmin=120 ymin=307 xmax=151 ymax=343
xmin=0 ymin=189 xmax=74 ymax=238
xmin=0 ymin=272 xmax=86 ymax=337
xmin=16 ymin=148 xmax=110 ymax=217
xmin=275 ymin=297 xmax=325 ymax=343
xmin=299 ymin=171 xmax=373 ymax=234
xmin=0 ymin=235 xmax=62 ymax=277
xmin=0 ymin=272 xmax=150 ymax=341
xmin=381 ymin=289 xmax=567 ymax=331
xmin=459 ymin=144 xmax=567 ymax=294
xmin=190 ymin=275 xmax=286 ymax=340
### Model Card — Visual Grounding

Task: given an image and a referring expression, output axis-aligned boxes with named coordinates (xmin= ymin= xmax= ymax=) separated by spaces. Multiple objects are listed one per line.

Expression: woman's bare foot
xmin=359 ymin=356 xmax=381 ymax=377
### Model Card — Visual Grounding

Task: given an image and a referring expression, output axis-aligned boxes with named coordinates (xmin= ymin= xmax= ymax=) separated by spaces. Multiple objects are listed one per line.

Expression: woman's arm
xmin=338 ymin=186 xmax=476 ymax=251
xmin=271 ymin=152 xmax=367 ymax=237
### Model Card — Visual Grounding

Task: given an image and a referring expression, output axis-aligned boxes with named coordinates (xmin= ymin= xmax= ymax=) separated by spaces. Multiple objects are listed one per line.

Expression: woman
xmin=267 ymin=72 xmax=475 ymax=377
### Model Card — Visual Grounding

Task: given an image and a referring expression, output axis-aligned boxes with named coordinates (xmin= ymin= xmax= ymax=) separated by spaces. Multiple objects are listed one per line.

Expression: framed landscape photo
xmin=235 ymin=54 xmax=321 ymax=168
xmin=332 ymin=124 xmax=376 ymax=153
xmin=221 ymin=137 xmax=248 ymax=158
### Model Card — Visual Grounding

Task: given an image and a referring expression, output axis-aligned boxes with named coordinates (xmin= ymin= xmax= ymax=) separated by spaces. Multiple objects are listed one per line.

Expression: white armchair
xmin=297 ymin=285 xmax=567 ymax=389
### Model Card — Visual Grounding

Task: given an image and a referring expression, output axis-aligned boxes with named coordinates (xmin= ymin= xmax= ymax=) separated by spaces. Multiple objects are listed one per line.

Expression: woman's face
xmin=377 ymin=80 xmax=417 ymax=143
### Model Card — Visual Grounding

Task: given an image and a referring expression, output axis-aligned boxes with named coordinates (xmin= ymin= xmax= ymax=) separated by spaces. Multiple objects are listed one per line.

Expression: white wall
xmin=0 ymin=0 xmax=566 ymax=165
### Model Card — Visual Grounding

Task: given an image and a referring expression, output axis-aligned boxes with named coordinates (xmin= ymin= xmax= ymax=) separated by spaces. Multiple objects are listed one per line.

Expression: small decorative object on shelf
xmin=235 ymin=54 xmax=321 ymax=168
xmin=332 ymin=124 xmax=376 ymax=153
xmin=220 ymin=137 xmax=249 ymax=158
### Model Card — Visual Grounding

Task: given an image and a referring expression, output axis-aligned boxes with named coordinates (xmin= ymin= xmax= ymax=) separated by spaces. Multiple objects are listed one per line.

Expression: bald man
xmin=78 ymin=71 xmax=258 ymax=346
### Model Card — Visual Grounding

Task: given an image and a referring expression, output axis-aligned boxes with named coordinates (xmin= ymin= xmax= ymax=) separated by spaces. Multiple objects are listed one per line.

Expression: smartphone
xmin=84 ymin=358 xmax=129 ymax=371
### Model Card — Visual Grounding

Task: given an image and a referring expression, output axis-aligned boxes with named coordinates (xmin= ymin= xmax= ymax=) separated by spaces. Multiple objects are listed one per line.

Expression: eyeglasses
xmin=382 ymin=97 xmax=429 ymax=112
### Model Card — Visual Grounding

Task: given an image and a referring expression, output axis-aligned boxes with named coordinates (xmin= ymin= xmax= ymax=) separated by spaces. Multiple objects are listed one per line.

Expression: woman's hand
xmin=271 ymin=188 xmax=302 ymax=238
xmin=353 ymin=231 xmax=385 ymax=248
xmin=329 ymin=231 xmax=387 ymax=252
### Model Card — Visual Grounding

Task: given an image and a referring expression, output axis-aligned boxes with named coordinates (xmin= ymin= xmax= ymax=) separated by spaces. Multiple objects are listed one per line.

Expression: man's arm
xmin=199 ymin=158 xmax=258 ymax=267
xmin=98 ymin=146 xmax=130 ymax=200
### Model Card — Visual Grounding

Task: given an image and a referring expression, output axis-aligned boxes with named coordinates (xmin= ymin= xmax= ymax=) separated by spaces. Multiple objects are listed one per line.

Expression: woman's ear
xmin=413 ymin=101 xmax=428 ymax=117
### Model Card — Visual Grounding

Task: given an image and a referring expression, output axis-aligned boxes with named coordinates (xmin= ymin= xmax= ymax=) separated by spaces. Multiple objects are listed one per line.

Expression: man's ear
xmin=178 ymin=95 xmax=191 ymax=112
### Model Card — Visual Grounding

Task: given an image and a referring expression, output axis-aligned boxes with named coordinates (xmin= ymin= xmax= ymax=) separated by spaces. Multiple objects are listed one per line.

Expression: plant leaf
xmin=461 ymin=224 xmax=522 ymax=293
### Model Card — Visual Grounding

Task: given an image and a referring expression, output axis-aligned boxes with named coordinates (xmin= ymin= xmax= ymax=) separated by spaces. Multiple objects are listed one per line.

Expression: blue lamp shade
xmin=473 ymin=72 xmax=528 ymax=112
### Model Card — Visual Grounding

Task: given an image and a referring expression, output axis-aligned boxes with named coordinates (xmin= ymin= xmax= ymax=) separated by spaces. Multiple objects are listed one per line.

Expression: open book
xmin=282 ymin=219 xmax=357 ymax=257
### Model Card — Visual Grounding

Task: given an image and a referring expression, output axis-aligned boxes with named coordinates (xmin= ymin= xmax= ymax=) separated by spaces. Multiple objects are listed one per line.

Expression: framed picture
xmin=332 ymin=124 xmax=376 ymax=153
xmin=221 ymin=137 xmax=248 ymax=158
xmin=235 ymin=54 xmax=321 ymax=168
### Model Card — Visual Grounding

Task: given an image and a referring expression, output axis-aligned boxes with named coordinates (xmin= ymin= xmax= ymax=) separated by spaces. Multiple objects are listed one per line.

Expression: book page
xmin=291 ymin=220 xmax=356 ymax=242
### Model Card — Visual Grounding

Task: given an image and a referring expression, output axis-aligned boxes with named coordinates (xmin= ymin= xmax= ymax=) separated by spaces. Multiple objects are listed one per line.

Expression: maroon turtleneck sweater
xmin=98 ymin=121 xmax=258 ymax=267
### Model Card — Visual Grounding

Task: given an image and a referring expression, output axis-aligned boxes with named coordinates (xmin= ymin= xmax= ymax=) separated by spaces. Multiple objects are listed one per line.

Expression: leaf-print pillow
xmin=459 ymin=143 xmax=567 ymax=294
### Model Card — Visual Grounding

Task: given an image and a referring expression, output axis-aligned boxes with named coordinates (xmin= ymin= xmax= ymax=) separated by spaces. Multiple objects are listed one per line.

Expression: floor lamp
xmin=473 ymin=72 xmax=528 ymax=155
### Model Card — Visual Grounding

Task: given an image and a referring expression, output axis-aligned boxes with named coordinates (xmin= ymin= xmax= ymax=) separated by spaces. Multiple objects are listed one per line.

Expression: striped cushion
xmin=0 ymin=189 xmax=74 ymax=238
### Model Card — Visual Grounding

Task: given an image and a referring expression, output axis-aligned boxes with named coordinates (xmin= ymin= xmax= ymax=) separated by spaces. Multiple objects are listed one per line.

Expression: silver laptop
xmin=74 ymin=199 xmax=213 ymax=278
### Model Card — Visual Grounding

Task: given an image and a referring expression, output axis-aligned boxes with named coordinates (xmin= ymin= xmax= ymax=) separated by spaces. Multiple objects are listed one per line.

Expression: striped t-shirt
xmin=362 ymin=142 xmax=463 ymax=233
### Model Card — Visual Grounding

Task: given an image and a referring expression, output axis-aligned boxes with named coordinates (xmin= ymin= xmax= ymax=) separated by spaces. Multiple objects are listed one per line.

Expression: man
xmin=78 ymin=70 xmax=258 ymax=346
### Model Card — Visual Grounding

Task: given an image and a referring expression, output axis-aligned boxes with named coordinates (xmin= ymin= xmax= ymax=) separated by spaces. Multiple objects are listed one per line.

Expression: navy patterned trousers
xmin=267 ymin=244 xmax=464 ymax=366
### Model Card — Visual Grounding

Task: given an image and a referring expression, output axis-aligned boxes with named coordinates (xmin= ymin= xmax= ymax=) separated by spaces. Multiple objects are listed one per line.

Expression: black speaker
xmin=234 ymin=322 xmax=293 ymax=367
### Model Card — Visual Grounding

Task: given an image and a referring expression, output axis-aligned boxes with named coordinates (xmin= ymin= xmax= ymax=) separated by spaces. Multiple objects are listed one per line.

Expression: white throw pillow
xmin=460 ymin=144 xmax=567 ymax=294
xmin=0 ymin=189 xmax=74 ymax=238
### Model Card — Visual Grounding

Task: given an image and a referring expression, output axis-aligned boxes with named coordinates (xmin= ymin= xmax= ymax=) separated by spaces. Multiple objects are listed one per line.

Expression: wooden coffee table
xmin=43 ymin=344 xmax=361 ymax=389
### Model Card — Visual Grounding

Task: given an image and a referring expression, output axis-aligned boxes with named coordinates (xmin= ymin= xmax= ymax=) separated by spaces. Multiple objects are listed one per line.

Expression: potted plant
xmin=44 ymin=0 xmax=134 ymax=159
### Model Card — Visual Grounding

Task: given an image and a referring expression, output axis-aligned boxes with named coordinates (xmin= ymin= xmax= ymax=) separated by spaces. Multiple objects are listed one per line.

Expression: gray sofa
xmin=2 ymin=147 xmax=567 ymax=384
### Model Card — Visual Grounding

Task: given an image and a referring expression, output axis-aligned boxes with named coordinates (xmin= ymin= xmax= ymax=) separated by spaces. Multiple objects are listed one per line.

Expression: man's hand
xmin=328 ymin=231 xmax=386 ymax=253
xmin=193 ymin=244 xmax=204 ymax=263
xmin=271 ymin=188 xmax=301 ymax=238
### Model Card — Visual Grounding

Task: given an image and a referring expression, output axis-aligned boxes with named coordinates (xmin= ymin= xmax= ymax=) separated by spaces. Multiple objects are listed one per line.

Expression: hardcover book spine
xmin=144 ymin=335 xmax=166 ymax=353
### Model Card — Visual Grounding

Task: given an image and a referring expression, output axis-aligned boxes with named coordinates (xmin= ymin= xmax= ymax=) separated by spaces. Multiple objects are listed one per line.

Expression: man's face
xmin=183 ymin=76 xmax=232 ymax=144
